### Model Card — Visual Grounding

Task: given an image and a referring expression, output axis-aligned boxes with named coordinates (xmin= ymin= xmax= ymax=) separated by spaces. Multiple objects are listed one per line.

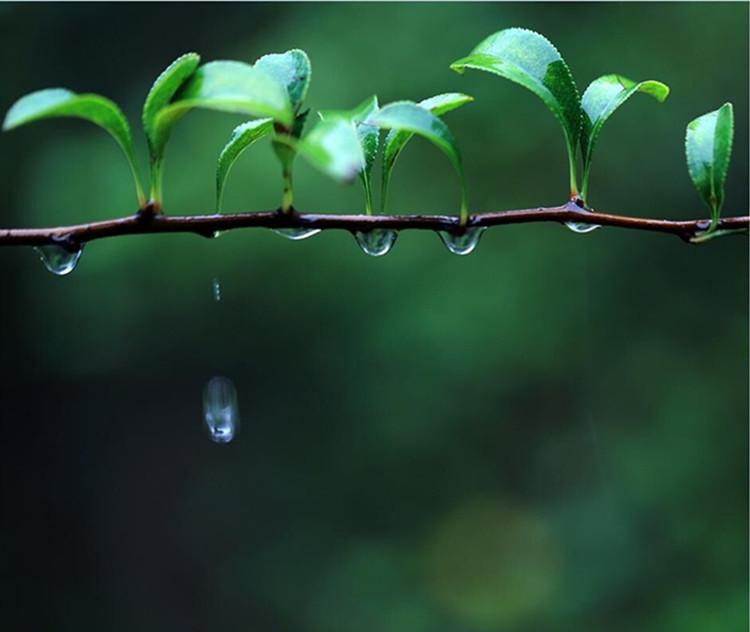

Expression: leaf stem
xmin=281 ymin=168 xmax=294 ymax=214
xmin=567 ymin=141 xmax=579 ymax=198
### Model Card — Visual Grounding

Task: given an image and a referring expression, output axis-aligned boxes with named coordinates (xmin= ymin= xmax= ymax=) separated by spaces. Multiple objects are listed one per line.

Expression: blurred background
xmin=0 ymin=3 xmax=747 ymax=631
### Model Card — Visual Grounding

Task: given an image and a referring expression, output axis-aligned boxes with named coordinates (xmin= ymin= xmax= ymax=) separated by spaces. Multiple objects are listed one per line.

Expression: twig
xmin=0 ymin=201 xmax=747 ymax=248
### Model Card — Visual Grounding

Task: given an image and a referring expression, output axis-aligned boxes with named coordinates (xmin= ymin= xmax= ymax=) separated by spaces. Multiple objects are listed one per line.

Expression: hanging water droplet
xmin=565 ymin=210 xmax=601 ymax=234
xmin=211 ymin=277 xmax=221 ymax=302
xmin=438 ymin=227 xmax=486 ymax=255
xmin=34 ymin=244 xmax=83 ymax=275
xmin=203 ymin=376 xmax=239 ymax=444
xmin=272 ymin=227 xmax=321 ymax=241
xmin=354 ymin=229 xmax=398 ymax=257
xmin=212 ymin=230 xmax=223 ymax=239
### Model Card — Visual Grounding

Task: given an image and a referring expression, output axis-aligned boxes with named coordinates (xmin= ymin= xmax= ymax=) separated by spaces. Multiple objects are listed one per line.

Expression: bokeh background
xmin=0 ymin=3 xmax=747 ymax=631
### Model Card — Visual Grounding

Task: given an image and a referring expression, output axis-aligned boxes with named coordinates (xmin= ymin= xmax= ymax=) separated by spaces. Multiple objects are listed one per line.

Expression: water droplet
xmin=438 ymin=227 xmax=486 ymax=255
xmin=34 ymin=244 xmax=83 ymax=275
xmin=565 ymin=210 xmax=601 ymax=234
xmin=354 ymin=229 xmax=398 ymax=256
xmin=212 ymin=230 xmax=223 ymax=239
xmin=272 ymin=227 xmax=321 ymax=241
xmin=203 ymin=376 xmax=239 ymax=444
xmin=211 ymin=277 xmax=221 ymax=302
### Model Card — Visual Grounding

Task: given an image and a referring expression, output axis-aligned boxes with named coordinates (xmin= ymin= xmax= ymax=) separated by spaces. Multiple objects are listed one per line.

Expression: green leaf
xmin=148 ymin=60 xmax=293 ymax=206
xmin=367 ymin=101 xmax=468 ymax=223
xmin=216 ymin=118 xmax=274 ymax=211
xmin=3 ymin=88 xmax=145 ymax=206
xmin=685 ymin=102 xmax=734 ymax=230
xmin=281 ymin=118 xmax=365 ymax=182
xmin=320 ymin=96 xmax=380 ymax=212
xmin=254 ymin=49 xmax=311 ymax=116
xmin=580 ymin=74 xmax=669 ymax=202
xmin=142 ymin=52 xmax=200 ymax=168
xmin=156 ymin=60 xmax=294 ymax=129
xmin=451 ymin=27 xmax=581 ymax=196
xmin=381 ymin=93 xmax=472 ymax=213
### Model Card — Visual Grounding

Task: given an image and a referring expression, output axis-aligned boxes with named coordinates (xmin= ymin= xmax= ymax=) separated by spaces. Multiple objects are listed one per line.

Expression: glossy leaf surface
xmin=450 ymin=27 xmax=580 ymax=193
xmin=216 ymin=118 xmax=274 ymax=211
xmin=581 ymin=74 xmax=669 ymax=201
xmin=368 ymin=101 xmax=467 ymax=222
xmin=3 ymin=88 xmax=144 ymax=204
xmin=155 ymin=60 xmax=293 ymax=135
xmin=381 ymin=93 xmax=472 ymax=213
xmin=685 ymin=102 xmax=734 ymax=225
xmin=254 ymin=49 xmax=311 ymax=114
xmin=142 ymin=52 xmax=200 ymax=165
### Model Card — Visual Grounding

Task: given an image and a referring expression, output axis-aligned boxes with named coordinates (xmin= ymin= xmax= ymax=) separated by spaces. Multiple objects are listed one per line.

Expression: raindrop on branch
xmin=203 ymin=376 xmax=239 ymax=444
xmin=34 ymin=244 xmax=83 ymax=275
xmin=438 ymin=227 xmax=486 ymax=255
xmin=565 ymin=209 xmax=601 ymax=234
xmin=354 ymin=229 xmax=398 ymax=257
xmin=272 ymin=227 xmax=321 ymax=241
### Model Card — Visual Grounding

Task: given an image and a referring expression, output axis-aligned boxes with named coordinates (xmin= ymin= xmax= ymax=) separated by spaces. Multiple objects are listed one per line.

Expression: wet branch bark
xmin=0 ymin=201 xmax=747 ymax=248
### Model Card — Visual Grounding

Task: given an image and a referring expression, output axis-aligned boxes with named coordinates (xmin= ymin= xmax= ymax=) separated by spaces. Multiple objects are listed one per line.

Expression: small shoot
xmin=451 ymin=27 xmax=581 ymax=198
xmin=381 ymin=92 xmax=472 ymax=213
xmin=3 ymin=88 xmax=146 ymax=207
xmin=149 ymin=59 xmax=293 ymax=209
xmin=215 ymin=118 xmax=274 ymax=211
xmin=580 ymin=74 xmax=669 ymax=203
xmin=214 ymin=49 xmax=312 ymax=214
xmin=319 ymin=95 xmax=380 ymax=213
xmin=142 ymin=52 xmax=200 ymax=208
xmin=256 ymin=49 xmax=312 ymax=213
xmin=685 ymin=102 xmax=735 ymax=239
xmin=367 ymin=101 xmax=468 ymax=225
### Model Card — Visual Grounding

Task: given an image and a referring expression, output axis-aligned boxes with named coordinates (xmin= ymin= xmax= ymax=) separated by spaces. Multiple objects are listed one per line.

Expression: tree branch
xmin=0 ymin=201 xmax=747 ymax=248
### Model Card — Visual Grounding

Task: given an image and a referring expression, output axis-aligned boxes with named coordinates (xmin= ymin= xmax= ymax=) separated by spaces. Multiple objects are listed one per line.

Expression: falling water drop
xmin=34 ymin=244 xmax=83 ymax=275
xmin=438 ymin=227 xmax=486 ymax=256
xmin=565 ymin=210 xmax=601 ymax=234
xmin=272 ymin=227 xmax=321 ymax=241
xmin=211 ymin=277 xmax=222 ymax=302
xmin=203 ymin=376 xmax=239 ymax=443
xmin=354 ymin=229 xmax=398 ymax=257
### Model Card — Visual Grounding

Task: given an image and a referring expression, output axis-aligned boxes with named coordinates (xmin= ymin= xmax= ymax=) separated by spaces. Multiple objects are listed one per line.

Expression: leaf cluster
xmin=2 ymin=28 xmax=736 ymax=236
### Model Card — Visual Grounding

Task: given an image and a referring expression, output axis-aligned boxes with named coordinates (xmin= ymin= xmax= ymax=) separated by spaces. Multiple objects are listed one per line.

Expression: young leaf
xmin=580 ymin=74 xmax=669 ymax=202
xmin=3 ymin=88 xmax=145 ymax=206
xmin=280 ymin=118 xmax=365 ymax=182
xmin=450 ymin=27 xmax=581 ymax=196
xmin=142 ymin=52 xmax=200 ymax=168
xmin=367 ymin=101 xmax=468 ymax=224
xmin=254 ymin=49 xmax=311 ymax=115
xmin=156 ymin=60 xmax=294 ymax=130
xmin=320 ymin=96 xmax=380 ymax=212
xmin=147 ymin=60 xmax=293 ymax=206
xmin=381 ymin=93 xmax=472 ymax=213
xmin=216 ymin=118 xmax=274 ymax=211
xmin=685 ymin=102 xmax=734 ymax=230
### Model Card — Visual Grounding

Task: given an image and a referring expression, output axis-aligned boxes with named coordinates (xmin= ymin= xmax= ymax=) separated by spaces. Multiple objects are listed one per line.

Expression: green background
xmin=0 ymin=3 xmax=747 ymax=631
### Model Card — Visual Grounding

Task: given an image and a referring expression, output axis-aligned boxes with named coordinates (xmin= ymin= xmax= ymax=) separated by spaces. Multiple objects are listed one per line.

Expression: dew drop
xmin=565 ymin=210 xmax=601 ymax=234
xmin=438 ymin=227 xmax=486 ymax=255
xmin=34 ymin=244 xmax=83 ymax=275
xmin=211 ymin=277 xmax=221 ymax=302
xmin=203 ymin=376 xmax=239 ymax=444
xmin=354 ymin=229 xmax=398 ymax=257
xmin=272 ymin=227 xmax=321 ymax=241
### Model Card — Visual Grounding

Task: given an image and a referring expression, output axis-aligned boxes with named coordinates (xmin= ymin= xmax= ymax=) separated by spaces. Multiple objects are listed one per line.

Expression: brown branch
xmin=0 ymin=201 xmax=747 ymax=248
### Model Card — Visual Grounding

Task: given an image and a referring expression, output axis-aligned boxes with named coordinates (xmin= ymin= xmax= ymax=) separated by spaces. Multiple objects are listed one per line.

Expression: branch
xmin=0 ymin=201 xmax=747 ymax=248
